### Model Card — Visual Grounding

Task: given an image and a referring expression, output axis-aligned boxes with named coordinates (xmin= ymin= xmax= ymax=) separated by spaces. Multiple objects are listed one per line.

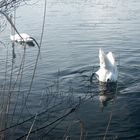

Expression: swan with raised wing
xmin=95 ymin=48 xmax=118 ymax=82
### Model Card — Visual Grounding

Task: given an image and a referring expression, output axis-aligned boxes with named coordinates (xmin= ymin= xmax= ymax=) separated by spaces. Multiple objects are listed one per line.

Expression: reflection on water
xmin=17 ymin=41 xmax=35 ymax=47
xmin=98 ymin=82 xmax=117 ymax=111
xmin=12 ymin=43 xmax=16 ymax=59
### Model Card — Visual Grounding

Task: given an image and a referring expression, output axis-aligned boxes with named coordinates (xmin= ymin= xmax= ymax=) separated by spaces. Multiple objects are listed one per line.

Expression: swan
xmin=10 ymin=33 xmax=33 ymax=43
xmin=10 ymin=15 xmax=34 ymax=46
xmin=95 ymin=48 xmax=118 ymax=82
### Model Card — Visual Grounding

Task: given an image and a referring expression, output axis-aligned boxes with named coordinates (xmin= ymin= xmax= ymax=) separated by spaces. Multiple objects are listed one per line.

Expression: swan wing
xmin=99 ymin=48 xmax=111 ymax=69
xmin=10 ymin=34 xmax=21 ymax=41
xmin=106 ymin=52 xmax=115 ymax=66
xmin=97 ymin=49 xmax=118 ymax=82
xmin=106 ymin=51 xmax=118 ymax=72
xmin=10 ymin=33 xmax=32 ymax=42
xmin=107 ymin=52 xmax=118 ymax=81
xmin=20 ymin=33 xmax=30 ymax=38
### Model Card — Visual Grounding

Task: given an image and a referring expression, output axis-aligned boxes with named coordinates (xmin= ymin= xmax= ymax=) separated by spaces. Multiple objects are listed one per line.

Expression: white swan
xmin=10 ymin=15 xmax=34 ymax=46
xmin=95 ymin=48 xmax=118 ymax=82
xmin=10 ymin=33 xmax=33 ymax=43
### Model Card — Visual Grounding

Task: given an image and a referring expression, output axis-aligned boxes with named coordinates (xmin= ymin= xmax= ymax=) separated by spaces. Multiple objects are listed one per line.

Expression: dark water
xmin=0 ymin=0 xmax=140 ymax=139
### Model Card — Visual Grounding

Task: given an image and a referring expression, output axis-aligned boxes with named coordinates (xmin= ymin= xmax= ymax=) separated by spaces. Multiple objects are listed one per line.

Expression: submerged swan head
xmin=95 ymin=48 xmax=118 ymax=82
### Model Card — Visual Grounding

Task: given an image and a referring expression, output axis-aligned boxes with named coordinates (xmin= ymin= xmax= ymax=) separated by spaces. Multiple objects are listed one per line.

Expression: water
xmin=0 ymin=0 xmax=140 ymax=139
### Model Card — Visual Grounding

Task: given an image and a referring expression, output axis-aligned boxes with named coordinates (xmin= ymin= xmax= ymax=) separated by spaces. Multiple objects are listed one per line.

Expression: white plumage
xmin=9 ymin=14 xmax=34 ymax=46
xmin=10 ymin=33 xmax=33 ymax=43
xmin=95 ymin=48 xmax=118 ymax=82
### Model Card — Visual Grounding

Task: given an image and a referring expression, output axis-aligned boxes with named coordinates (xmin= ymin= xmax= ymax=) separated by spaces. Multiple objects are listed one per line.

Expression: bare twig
xmin=25 ymin=113 xmax=38 ymax=140
xmin=17 ymin=103 xmax=80 ymax=140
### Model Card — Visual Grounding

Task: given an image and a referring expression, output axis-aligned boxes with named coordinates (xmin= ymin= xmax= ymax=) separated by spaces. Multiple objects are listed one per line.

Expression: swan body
xmin=95 ymin=48 xmax=118 ymax=82
xmin=9 ymin=15 xmax=34 ymax=46
xmin=10 ymin=33 xmax=33 ymax=43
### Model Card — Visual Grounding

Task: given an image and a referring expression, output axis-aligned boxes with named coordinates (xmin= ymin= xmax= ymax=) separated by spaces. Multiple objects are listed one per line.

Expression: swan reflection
xmin=98 ymin=82 xmax=117 ymax=111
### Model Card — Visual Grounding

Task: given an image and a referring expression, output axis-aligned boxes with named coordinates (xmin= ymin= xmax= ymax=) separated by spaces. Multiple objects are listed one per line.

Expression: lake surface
xmin=0 ymin=0 xmax=140 ymax=139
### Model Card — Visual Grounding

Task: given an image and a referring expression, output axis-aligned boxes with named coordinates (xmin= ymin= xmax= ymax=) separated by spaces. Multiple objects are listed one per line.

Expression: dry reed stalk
xmin=79 ymin=120 xmax=85 ymax=140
